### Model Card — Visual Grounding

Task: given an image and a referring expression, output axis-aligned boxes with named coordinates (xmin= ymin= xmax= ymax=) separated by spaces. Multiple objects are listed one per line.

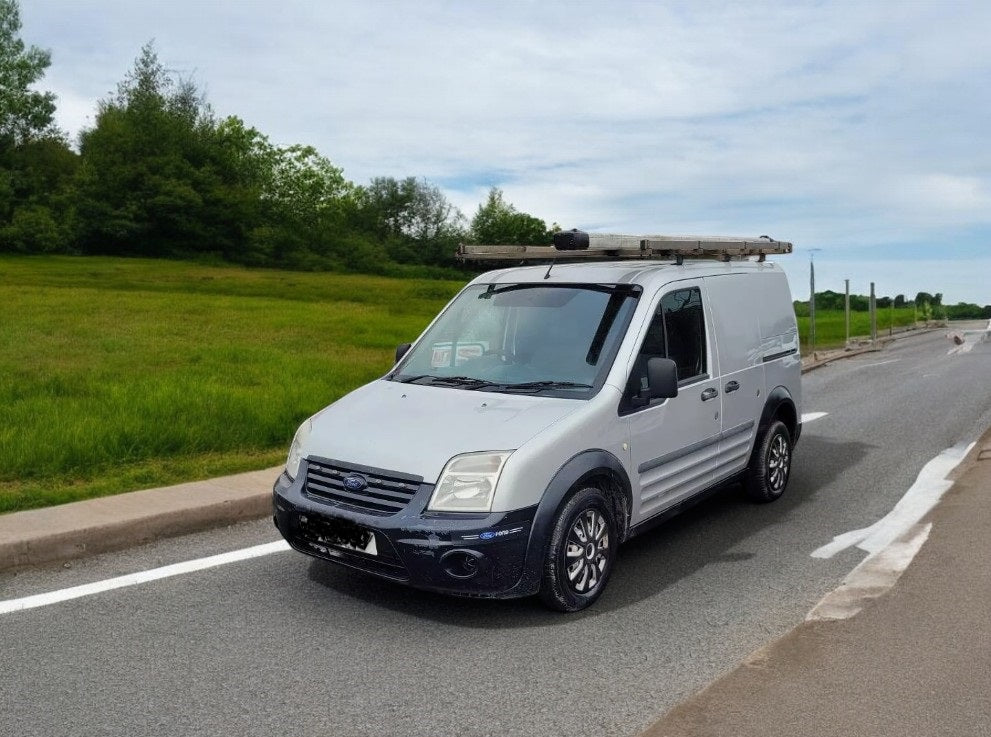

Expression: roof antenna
xmin=544 ymin=261 xmax=554 ymax=279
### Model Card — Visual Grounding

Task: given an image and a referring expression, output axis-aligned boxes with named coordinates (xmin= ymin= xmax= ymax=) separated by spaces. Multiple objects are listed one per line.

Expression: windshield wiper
xmin=392 ymin=374 xmax=430 ymax=383
xmin=430 ymin=375 xmax=494 ymax=387
xmin=395 ymin=374 xmax=495 ymax=389
xmin=496 ymin=380 xmax=594 ymax=392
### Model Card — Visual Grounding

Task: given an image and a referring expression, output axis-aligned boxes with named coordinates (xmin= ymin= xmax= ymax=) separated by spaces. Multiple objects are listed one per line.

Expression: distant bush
xmin=945 ymin=302 xmax=991 ymax=320
xmin=0 ymin=205 xmax=62 ymax=252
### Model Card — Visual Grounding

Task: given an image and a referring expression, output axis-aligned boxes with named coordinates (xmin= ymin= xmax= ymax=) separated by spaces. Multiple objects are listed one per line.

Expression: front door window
xmin=624 ymin=286 xmax=708 ymax=412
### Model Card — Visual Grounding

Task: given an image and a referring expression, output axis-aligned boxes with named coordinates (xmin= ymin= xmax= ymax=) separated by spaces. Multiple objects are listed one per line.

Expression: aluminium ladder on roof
xmin=457 ymin=233 xmax=793 ymax=263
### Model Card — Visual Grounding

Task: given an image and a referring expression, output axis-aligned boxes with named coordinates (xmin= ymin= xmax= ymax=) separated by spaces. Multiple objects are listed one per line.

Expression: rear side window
xmin=626 ymin=287 xmax=708 ymax=406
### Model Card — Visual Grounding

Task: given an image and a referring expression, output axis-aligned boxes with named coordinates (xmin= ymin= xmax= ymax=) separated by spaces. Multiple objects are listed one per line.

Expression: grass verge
xmin=797 ymin=307 xmax=919 ymax=351
xmin=0 ymin=255 xmax=463 ymax=513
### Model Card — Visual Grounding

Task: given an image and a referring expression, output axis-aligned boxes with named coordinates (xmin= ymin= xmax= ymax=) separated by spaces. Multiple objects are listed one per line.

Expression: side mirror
xmin=646 ymin=357 xmax=679 ymax=399
xmin=395 ymin=343 xmax=412 ymax=363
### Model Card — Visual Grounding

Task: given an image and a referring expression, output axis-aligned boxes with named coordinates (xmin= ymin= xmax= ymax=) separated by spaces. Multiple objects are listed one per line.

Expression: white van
xmin=273 ymin=233 xmax=802 ymax=611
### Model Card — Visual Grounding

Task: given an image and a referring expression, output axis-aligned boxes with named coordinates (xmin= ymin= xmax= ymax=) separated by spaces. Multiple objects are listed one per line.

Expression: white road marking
xmin=807 ymin=523 xmax=932 ymax=621
xmin=0 ymin=540 xmax=290 ymax=615
xmin=857 ymin=359 xmax=900 ymax=368
xmin=810 ymin=441 xmax=973 ymax=559
xmin=806 ymin=440 xmax=975 ymax=620
xmin=801 ymin=411 xmax=828 ymax=423
xmin=949 ymin=341 xmax=976 ymax=355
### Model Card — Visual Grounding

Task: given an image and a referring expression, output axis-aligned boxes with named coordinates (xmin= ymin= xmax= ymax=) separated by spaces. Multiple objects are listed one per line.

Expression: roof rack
xmin=457 ymin=231 xmax=793 ymax=264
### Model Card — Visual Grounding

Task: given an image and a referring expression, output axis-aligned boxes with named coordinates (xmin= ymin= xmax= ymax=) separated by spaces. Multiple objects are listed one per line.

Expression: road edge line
xmin=0 ymin=540 xmax=291 ymax=615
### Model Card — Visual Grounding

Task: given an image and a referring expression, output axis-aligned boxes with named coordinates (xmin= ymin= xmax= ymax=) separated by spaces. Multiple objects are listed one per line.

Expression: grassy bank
xmin=797 ymin=307 xmax=919 ymax=351
xmin=0 ymin=256 xmax=463 ymax=513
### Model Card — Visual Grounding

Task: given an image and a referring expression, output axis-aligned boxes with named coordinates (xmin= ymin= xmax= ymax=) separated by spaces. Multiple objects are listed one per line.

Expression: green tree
xmin=248 ymin=142 xmax=373 ymax=269
xmin=471 ymin=187 xmax=549 ymax=245
xmin=0 ymin=0 xmax=60 ymax=146
xmin=74 ymin=43 xmax=383 ymax=270
xmin=849 ymin=294 xmax=869 ymax=311
xmin=359 ymin=176 xmax=466 ymax=265
xmin=816 ymin=290 xmax=844 ymax=310
xmin=0 ymin=137 xmax=78 ymax=251
xmin=74 ymin=42 xmax=255 ymax=258
xmin=945 ymin=302 xmax=987 ymax=320
xmin=210 ymin=116 xmax=279 ymax=264
xmin=267 ymin=145 xmax=350 ymax=226
xmin=0 ymin=0 xmax=76 ymax=252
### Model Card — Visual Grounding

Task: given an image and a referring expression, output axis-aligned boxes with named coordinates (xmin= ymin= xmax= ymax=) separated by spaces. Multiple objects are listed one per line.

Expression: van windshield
xmin=390 ymin=283 xmax=640 ymax=396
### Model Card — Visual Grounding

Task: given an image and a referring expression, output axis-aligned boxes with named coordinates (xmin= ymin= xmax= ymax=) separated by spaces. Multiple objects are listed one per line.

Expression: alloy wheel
xmin=767 ymin=433 xmax=790 ymax=491
xmin=564 ymin=508 xmax=609 ymax=594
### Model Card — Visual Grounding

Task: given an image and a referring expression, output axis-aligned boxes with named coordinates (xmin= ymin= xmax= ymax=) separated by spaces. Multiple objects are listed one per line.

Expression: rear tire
xmin=744 ymin=420 xmax=792 ymax=503
xmin=538 ymin=487 xmax=617 ymax=612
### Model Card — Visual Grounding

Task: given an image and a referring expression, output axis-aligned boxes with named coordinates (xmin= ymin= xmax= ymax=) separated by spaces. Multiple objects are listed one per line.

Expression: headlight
xmin=285 ymin=418 xmax=313 ymax=481
xmin=428 ymin=451 xmax=513 ymax=513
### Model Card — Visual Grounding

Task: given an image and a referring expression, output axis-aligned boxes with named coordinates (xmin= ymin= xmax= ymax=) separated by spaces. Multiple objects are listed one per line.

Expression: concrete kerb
xmin=800 ymin=326 xmax=941 ymax=374
xmin=0 ymin=327 xmax=937 ymax=574
xmin=800 ymin=342 xmax=884 ymax=373
xmin=0 ymin=466 xmax=282 ymax=574
xmin=950 ymin=426 xmax=991 ymax=479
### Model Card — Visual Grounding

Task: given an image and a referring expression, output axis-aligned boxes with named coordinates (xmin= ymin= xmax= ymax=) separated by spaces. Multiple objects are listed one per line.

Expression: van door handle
xmin=701 ymin=388 xmax=718 ymax=402
xmin=725 ymin=381 xmax=740 ymax=393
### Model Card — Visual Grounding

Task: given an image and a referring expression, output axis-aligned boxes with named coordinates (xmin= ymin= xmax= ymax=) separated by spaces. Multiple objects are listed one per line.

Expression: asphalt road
xmin=2 ymin=327 xmax=990 ymax=737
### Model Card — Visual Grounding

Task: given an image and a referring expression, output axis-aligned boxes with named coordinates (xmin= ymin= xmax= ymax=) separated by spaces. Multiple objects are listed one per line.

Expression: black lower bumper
xmin=272 ymin=467 xmax=541 ymax=598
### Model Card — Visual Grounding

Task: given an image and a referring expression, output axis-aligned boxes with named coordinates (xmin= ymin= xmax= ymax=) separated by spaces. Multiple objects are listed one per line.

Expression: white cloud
xmin=897 ymin=174 xmax=991 ymax=214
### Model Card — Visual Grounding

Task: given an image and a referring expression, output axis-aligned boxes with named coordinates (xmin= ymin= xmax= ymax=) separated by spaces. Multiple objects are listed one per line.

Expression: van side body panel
xmin=703 ymin=273 xmax=766 ymax=476
xmin=755 ymin=269 xmax=803 ymax=438
xmin=619 ymin=279 xmax=727 ymax=525
xmin=615 ymin=264 xmax=801 ymax=528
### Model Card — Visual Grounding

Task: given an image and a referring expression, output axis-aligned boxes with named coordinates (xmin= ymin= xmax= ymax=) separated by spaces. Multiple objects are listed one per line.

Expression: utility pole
xmin=809 ymin=249 xmax=821 ymax=358
xmin=869 ymin=282 xmax=877 ymax=346
xmin=845 ymin=279 xmax=850 ymax=348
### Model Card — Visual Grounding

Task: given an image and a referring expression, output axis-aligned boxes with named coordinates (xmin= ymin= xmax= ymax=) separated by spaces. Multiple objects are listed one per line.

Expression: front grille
xmin=303 ymin=458 xmax=423 ymax=516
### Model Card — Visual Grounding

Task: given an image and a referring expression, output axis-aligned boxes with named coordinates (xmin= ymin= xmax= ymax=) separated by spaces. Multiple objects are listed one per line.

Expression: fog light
xmin=440 ymin=549 xmax=486 ymax=579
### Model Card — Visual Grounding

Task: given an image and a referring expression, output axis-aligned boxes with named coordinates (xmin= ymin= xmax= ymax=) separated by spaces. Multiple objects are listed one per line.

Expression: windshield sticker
xmin=430 ymin=341 xmax=487 ymax=368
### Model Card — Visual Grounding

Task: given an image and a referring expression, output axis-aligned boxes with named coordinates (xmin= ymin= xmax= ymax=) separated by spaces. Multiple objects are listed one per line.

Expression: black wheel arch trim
xmin=510 ymin=449 xmax=632 ymax=597
xmin=759 ymin=386 xmax=800 ymax=446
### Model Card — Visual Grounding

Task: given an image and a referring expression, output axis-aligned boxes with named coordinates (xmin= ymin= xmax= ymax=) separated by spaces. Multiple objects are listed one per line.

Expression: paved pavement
xmin=643 ymin=426 xmax=991 ymax=737
xmin=0 ymin=331 xmax=924 ymax=575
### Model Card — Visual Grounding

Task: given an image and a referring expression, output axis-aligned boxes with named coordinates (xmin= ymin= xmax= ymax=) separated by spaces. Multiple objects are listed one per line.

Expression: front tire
xmin=745 ymin=419 xmax=792 ymax=503
xmin=538 ymin=487 xmax=617 ymax=612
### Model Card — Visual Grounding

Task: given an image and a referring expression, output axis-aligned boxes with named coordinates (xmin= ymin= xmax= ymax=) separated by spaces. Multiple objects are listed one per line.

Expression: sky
xmin=21 ymin=0 xmax=991 ymax=304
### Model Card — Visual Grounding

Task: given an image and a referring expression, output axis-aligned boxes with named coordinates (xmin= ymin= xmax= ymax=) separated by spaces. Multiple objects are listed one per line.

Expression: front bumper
xmin=273 ymin=463 xmax=540 ymax=598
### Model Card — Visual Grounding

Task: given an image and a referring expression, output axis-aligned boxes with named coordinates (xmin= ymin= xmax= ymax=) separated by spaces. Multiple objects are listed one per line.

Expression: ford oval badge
xmin=342 ymin=474 xmax=367 ymax=492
